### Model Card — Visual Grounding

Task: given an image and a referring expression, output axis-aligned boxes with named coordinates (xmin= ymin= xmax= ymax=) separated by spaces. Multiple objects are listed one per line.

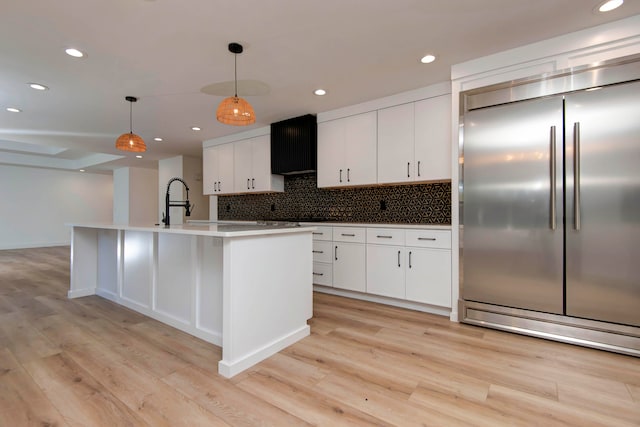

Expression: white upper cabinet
xmin=414 ymin=95 xmax=451 ymax=181
xmin=204 ymin=134 xmax=282 ymax=196
xmin=317 ymin=111 xmax=377 ymax=188
xmin=203 ymin=142 xmax=235 ymax=195
xmin=377 ymin=95 xmax=451 ymax=184
xmin=233 ymin=135 xmax=283 ymax=194
xmin=377 ymin=103 xmax=415 ymax=184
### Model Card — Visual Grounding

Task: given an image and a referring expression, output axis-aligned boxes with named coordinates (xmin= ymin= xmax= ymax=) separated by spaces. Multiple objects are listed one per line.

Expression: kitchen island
xmin=67 ymin=222 xmax=314 ymax=378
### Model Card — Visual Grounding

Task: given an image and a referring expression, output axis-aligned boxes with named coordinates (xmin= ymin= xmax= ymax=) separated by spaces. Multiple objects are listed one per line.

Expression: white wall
xmin=114 ymin=167 xmax=158 ymax=225
xmin=113 ymin=168 xmax=130 ymax=224
xmin=0 ymin=165 xmax=113 ymax=249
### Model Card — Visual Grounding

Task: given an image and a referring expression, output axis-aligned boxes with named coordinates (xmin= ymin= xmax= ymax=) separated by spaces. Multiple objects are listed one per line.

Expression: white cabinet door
xmin=344 ymin=111 xmax=377 ymax=186
xmin=203 ymin=143 xmax=235 ymax=195
xmin=405 ymin=247 xmax=451 ymax=307
xmin=317 ymin=118 xmax=345 ymax=187
xmin=377 ymin=103 xmax=414 ymax=184
xmin=313 ymin=262 xmax=333 ymax=286
xmin=333 ymin=242 xmax=365 ymax=292
xmin=202 ymin=146 xmax=218 ymax=195
xmin=250 ymin=135 xmax=274 ymax=192
xmin=414 ymin=95 xmax=451 ymax=181
xmin=318 ymin=112 xmax=376 ymax=188
xmin=217 ymin=143 xmax=235 ymax=195
xmin=366 ymin=245 xmax=405 ymax=299
xmin=233 ymin=138 xmax=253 ymax=193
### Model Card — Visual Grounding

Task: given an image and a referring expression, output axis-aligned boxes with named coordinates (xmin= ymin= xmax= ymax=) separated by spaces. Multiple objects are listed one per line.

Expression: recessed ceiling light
xmin=136 ymin=155 xmax=143 ymax=159
xmin=79 ymin=169 xmax=85 ymax=172
xmin=191 ymin=126 xmax=201 ymax=131
xmin=28 ymin=83 xmax=49 ymax=91
xmin=314 ymin=89 xmax=327 ymax=96
xmin=6 ymin=107 xmax=21 ymax=113
xmin=597 ymin=0 xmax=623 ymax=12
xmin=153 ymin=137 xmax=163 ymax=142
xmin=420 ymin=54 xmax=436 ymax=64
xmin=65 ymin=48 xmax=85 ymax=58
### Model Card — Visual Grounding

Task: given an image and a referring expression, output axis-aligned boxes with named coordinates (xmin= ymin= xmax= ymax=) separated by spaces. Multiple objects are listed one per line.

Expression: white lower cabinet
xmin=312 ymin=226 xmax=334 ymax=287
xmin=312 ymin=261 xmax=333 ymax=286
xmin=312 ymin=224 xmax=452 ymax=310
xmin=366 ymin=245 xmax=405 ymax=299
xmin=333 ymin=242 xmax=366 ymax=292
xmin=405 ymin=247 xmax=451 ymax=307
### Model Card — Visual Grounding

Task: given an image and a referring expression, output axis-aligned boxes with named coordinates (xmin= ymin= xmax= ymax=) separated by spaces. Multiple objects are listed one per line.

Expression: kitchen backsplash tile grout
xmin=218 ymin=173 xmax=451 ymax=224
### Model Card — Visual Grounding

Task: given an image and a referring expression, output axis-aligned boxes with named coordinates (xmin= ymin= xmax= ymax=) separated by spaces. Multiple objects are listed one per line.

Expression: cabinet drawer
xmin=312 ymin=241 xmax=333 ymax=263
xmin=333 ymin=227 xmax=366 ymax=243
xmin=406 ymin=229 xmax=451 ymax=249
xmin=313 ymin=262 xmax=333 ymax=286
xmin=366 ymin=228 xmax=405 ymax=245
xmin=312 ymin=226 xmax=333 ymax=241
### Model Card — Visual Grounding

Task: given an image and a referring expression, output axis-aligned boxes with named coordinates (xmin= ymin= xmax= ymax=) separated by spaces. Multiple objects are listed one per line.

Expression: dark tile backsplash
xmin=218 ymin=173 xmax=451 ymax=224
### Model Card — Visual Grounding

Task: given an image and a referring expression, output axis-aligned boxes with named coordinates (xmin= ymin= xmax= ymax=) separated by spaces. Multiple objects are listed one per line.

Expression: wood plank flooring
xmin=1 ymin=246 xmax=639 ymax=426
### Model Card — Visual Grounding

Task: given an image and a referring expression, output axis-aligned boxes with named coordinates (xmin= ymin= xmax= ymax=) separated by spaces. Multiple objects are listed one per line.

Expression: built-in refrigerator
xmin=460 ymin=55 xmax=640 ymax=356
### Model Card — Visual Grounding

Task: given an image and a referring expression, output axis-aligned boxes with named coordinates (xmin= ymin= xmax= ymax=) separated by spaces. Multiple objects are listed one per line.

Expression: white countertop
xmin=212 ymin=220 xmax=451 ymax=230
xmin=67 ymin=221 xmax=316 ymax=237
xmin=307 ymin=222 xmax=451 ymax=230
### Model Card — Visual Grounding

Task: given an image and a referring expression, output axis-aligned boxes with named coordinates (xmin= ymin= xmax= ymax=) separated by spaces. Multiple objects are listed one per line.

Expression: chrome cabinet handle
xmin=252 ymin=178 xmax=255 ymax=189
xmin=214 ymin=182 xmax=217 ymax=192
xmin=550 ymin=126 xmax=557 ymax=231
xmin=407 ymin=162 xmax=410 ymax=178
xmin=376 ymin=235 xmax=392 ymax=239
xmin=347 ymin=168 xmax=350 ymax=182
xmin=574 ymin=122 xmax=581 ymax=231
xmin=335 ymin=246 xmax=338 ymax=260
xmin=312 ymin=232 xmax=323 ymax=236
xmin=417 ymin=161 xmax=421 ymax=177
xmin=341 ymin=233 xmax=355 ymax=237
xmin=313 ymin=272 xmax=324 ymax=276
xmin=418 ymin=237 xmax=436 ymax=241
xmin=409 ymin=251 xmax=412 ymax=269
xmin=247 ymin=178 xmax=250 ymax=190
xmin=397 ymin=250 xmax=401 ymax=267
xmin=312 ymin=250 xmax=324 ymax=254
xmin=339 ymin=169 xmax=343 ymax=183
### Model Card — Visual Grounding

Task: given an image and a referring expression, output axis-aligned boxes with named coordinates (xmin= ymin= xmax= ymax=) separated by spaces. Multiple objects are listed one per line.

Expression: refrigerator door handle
xmin=550 ymin=126 xmax=557 ymax=231
xmin=573 ymin=122 xmax=581 ymax=231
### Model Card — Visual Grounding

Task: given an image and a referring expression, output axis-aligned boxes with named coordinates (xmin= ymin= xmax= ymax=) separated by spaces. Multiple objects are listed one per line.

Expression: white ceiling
xmin=2 ymin=0 xmax=639 ymax=172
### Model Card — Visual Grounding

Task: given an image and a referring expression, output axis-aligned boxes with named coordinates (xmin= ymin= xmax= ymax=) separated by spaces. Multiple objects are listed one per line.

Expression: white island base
xmin=68 ymin=222 xmax=314 ymax=378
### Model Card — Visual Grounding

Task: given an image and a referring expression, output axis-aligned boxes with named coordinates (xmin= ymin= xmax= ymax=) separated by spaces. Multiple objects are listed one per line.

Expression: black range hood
xmin=270 ymin=114 xmax=317 ymax=175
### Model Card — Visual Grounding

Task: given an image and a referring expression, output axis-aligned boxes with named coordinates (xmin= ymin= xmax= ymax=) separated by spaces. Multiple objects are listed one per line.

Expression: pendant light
xmin=216 ymin=43 xmax=256 ymax=126
xmin=116 ymin=96 xmax=147 ymax=152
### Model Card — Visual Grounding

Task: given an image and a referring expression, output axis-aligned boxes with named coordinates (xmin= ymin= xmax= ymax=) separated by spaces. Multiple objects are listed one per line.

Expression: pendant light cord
xmin=129 ymin=101 xmax=133 ymax=134
xmin=234 ymin=53 xmax=238 ymax=97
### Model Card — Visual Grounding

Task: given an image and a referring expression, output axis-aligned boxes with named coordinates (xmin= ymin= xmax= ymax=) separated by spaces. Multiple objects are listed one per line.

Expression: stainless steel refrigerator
xmin=460 ymin=56 xmax=640 ymax=355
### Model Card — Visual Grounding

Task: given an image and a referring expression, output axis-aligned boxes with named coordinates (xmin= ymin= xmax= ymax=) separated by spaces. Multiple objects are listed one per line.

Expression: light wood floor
xmin=1 ymin=246 xmax=639 ymax=426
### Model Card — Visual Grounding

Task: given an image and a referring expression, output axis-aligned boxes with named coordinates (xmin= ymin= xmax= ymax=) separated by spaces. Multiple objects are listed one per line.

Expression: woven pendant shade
xmin=116 ymin=96 xmax=146 ymax=152
xmin=116 ymin=132 xmax=147 ymax=152
xmin=216 ymin=96 xmax=256 ymax=125
xmin=216 ymin=43 xmax=256 ymax=126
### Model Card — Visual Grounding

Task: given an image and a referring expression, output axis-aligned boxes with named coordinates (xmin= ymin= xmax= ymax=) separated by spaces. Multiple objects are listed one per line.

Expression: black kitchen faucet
xmin=162 ymin=177 xmax=191 ymax=227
